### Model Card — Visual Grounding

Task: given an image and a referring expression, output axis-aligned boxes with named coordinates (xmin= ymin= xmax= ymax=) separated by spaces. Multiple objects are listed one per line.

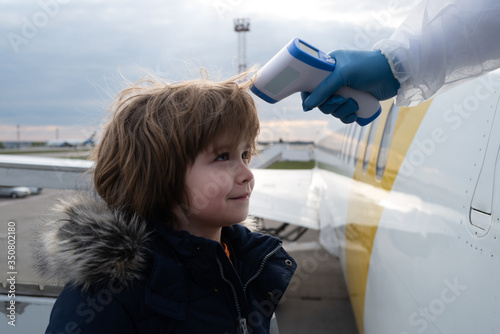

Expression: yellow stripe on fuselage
xmin=345 ymin=99 xmax=433 ymax=334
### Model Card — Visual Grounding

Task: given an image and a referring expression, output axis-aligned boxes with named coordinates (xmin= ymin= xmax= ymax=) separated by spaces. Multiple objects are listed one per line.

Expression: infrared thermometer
xmin=250 ymin=38 xmax=381 ymax=126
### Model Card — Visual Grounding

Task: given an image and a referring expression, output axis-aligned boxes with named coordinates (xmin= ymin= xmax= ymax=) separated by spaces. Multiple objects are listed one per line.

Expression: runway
xmin=0 ymin=188 xmax=358 ymax=333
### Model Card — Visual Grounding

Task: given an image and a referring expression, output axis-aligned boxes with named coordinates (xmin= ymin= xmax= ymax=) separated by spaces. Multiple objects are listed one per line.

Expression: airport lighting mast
xmin=234 ymin=18 xmax=250 ymax=74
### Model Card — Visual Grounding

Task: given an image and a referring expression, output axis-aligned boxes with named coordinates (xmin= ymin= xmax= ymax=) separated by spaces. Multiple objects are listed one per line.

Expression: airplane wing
xmin=0 ymin=154 xmax=93 ymax=189
xmin=250 ymin=168 xmax=320 ymax=230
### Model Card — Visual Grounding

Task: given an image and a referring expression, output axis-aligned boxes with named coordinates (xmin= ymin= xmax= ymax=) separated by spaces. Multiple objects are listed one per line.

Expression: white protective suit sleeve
xmin=373 ymin=0 xmax=500 ymax=107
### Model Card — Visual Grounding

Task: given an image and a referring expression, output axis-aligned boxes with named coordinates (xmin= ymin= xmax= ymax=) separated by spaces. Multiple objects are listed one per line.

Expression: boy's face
xmin=182 ymin=138 xmax=255 ymax=236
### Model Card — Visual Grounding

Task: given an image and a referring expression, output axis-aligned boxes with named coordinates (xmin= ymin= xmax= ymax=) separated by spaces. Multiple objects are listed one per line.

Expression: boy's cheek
xmin=208 ymin=169 xmax=232 ymax=189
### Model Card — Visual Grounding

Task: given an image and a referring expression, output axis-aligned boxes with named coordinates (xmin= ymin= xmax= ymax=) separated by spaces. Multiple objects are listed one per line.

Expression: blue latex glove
xmin=302 ymin=50 xmax=400 ymax=124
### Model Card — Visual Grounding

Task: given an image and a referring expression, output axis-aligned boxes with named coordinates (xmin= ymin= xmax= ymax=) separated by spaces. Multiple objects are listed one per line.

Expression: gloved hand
xmin=301 ymin=50 xmax=400 ymax=124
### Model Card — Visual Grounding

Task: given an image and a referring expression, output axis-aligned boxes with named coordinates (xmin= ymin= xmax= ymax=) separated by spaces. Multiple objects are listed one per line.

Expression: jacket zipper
xmin=243 ymin=243 xmax=283 ymax=294
xmin=217 ymin=242 xmax=283 ymax=334
xmin=217 ymin=257 xmax=249 ymax=334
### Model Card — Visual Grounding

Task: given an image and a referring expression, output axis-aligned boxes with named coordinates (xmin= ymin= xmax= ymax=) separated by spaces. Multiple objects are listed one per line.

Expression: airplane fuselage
xmin=316 ymin=71 xmax=500 ymax=333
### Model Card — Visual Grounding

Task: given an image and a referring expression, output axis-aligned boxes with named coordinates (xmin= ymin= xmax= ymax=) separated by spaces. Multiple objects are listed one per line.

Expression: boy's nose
xmin=236 ymin=161 xmax=254 ymax=185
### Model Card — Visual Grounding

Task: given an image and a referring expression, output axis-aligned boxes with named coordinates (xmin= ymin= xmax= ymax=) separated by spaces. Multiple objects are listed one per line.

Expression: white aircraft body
xmin=1 ymin=70 xmax=500 ymax=333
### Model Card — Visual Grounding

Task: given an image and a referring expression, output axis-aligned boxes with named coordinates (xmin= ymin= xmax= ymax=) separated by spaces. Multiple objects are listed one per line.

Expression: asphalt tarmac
xmin=0 ymin=188 xmax=359 ymax=334
xmin=272 ymin=226 xmax=359 ymax=334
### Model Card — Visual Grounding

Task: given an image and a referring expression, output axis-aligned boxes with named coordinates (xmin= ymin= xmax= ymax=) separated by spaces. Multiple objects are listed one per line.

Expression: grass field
xmin=266 ymin=160 xmax=315 ymax=169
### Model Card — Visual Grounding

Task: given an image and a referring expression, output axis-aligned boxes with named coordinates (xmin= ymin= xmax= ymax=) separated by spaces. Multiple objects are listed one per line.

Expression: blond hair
xmin=91 ymin=71 xmax=259 ymax=224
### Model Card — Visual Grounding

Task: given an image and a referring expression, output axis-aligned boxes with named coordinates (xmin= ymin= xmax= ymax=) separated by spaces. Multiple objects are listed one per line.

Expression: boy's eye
xmin=216 ymin=153 xmax=230 ymax=161
xmin=215 ymin=150 xmax=250 ymax=162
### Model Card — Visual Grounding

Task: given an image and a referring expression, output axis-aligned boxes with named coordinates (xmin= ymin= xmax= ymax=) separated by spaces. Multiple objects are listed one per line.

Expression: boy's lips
xmin=229 ymin=192 xmax=251 ymax=200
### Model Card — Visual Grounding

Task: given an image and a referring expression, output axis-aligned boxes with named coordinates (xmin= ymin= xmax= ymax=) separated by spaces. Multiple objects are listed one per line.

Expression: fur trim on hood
xmin=33 ymin=191 xmax=152 ymax=291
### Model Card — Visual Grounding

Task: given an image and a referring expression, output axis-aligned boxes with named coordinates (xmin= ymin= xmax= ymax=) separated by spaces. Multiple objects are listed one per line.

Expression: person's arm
xmin=302 ymin=0 xmax=500 ymax=123
xmin=376 ymin=0 xmax=500 ymax=106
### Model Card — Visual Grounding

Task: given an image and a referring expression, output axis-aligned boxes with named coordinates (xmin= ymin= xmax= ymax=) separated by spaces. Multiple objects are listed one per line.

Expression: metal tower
xmin=234 ymin=18 xmax=250 ymax=74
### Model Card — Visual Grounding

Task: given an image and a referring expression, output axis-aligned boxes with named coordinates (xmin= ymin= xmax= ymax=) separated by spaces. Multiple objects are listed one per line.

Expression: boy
xmin=35 ymin=72 xmax=296 ymax=333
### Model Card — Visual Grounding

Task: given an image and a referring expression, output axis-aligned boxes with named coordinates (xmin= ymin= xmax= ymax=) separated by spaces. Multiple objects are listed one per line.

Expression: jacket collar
xmin=152 ymin=222 xmax=283 ymax=273
xmin=144 ymin=222 xmax=284 ymax=320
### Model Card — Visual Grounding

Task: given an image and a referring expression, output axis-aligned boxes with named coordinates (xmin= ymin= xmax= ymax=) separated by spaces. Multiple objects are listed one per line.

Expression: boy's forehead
xmin=208 ymin=133 xmax=251 ymax=151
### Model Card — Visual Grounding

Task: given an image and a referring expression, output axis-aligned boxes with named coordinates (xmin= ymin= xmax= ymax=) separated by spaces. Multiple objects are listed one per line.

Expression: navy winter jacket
xmin=34 ymin=191 xmax=296 ymax=333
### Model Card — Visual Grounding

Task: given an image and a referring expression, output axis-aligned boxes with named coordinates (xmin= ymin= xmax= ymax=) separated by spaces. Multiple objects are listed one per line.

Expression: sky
xmin=0 ymin=0 xmax=418 ymax=142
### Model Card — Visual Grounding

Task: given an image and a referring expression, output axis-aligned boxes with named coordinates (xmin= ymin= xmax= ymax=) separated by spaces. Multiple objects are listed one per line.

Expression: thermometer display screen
xmin=299 ymin=42 xmax=319 ymax=58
